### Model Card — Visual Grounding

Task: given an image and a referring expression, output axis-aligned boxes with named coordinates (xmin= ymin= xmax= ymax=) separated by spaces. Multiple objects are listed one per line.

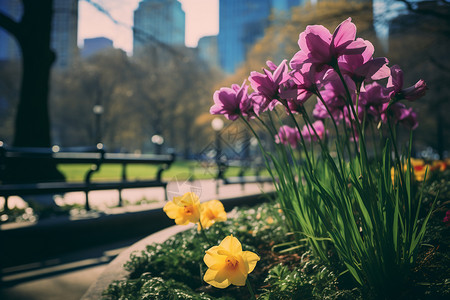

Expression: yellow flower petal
xmin=200 ymin=200 xmax=227 ymax=229
xmin=242 ymin=251 xmax=260 ymax=273
xmin=204 ymin=269 xmax=231 ymax=288
xmin=173 ymin=192 xmax=200 ymax=206
xmin=163 ymin=201 xmax=179 ymax=218
xmin=203 ymin=235 xmax=259 ymax=289
xmin=410 ymin=158 xmax=425 ymax=167
xmin=227 ymin=268 xmax=247 ymax=286
xmin=219 ymin=235 xmax=242 ymax=254
xmin=214 ymin=268 xmax=232 ymax=285
xmin=204 ymin=247 xmax=226 ymax=269
xmin=203 ymin=268 xmax=218 ymax=282
xmin=163 ymin=192 xmax=201 ymax=225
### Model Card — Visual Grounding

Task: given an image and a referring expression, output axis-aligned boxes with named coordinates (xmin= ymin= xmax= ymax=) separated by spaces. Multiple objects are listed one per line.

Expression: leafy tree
xmin=51 ymin=46 xmax=221 ymax=157
xmin=387 ymin=0 xmax=450 ymax=158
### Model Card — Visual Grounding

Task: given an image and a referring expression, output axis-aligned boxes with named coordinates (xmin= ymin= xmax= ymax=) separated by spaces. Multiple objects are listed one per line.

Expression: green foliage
xmin=46 ymin=45 xmax=223 ymax=154
xmin=104 ymin=275 xmax=231 ymax=300
xmin=104 ymin=202 xmax=288 ymax=299
xmin=103 ymin=195 xmax=449 ymax=299
xmin=260 ymin=259 xmax=362 ymax=300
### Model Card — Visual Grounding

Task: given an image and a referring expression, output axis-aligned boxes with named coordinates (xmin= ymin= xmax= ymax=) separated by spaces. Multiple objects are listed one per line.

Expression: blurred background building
xmin=217 ymin=0 xmax=303 ymax=73
xmin=133 ymin=0 xmax=185 ymax=55
xmin=197 ymin=35 xmax=219 ymax=67
xmin=81 ymin=37 xmax=113 ymax=58
xmin=0 ymin=0 xmax=78 ymax=68
xmin=52 ymin=0 xmax=79 ymax=67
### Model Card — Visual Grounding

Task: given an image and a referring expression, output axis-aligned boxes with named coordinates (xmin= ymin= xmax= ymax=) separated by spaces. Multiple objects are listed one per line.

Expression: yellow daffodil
xmin=163 ymin=192 xmax=201 ymax=225
xmin=431 ymin=160 xmax=447 ymax=172
xmin=199 ymin=199 xmax=227 ymax=230
xmin=410 ymin=158 xmax=425 ymax=168
xmin=390 ymin=158 xmax=434 ymax=184
xmin=203 ymin=235 xmax=260 ymax=288
xmin=413 ymin=164 xmax=431 ymax=182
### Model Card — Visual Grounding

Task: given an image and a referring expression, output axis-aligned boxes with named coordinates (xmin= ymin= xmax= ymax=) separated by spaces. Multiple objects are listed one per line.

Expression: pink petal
xmin=332 ymin=18 xmax=356 ymax=49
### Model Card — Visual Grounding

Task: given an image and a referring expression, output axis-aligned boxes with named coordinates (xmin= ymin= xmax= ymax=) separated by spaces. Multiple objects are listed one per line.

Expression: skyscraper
xmin=197 ymin=35 xmax=219 ymax=67
xmin=0 ymin=0 xmax=78 ymax=68
xmin=52 ymin=0 xmax=78 ymax=68
xmin=133 ymin=0 xmax=185 ymax=56
xmin=217 ymin=0 xmax=303 ymax=73
xmin=81 ymin=37 xmax=114 ymax=58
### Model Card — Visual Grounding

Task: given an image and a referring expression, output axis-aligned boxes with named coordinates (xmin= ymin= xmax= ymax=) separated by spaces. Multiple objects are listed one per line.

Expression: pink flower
xmin=382 ymin=102 xmax=419 ymax=130
xmin=301 ymin=120 xmax=327 ymax=142
xmin=286 ymin=63 xmax=326 ymax=99
xmin=387 ymin=65 xmax=427 ymax=101
xmin=359 ymin=82 xmax=391 ymax=122
xmin=251 ymin=93 xmax=277 ymax=116
xmin=210 ymin=82 xmax=252 ymax=121
xmin=402 ymin=79 xmax=427 ymax=101
xmin=443 ymin=210 xmax=450 ymax=225
xmin=338 ymin=39 xmax=390 ymax=84
xmin=343 ymin=104 xmax=364 ymax=128
xmin=275 ymin=125 xmax=300 ymax=148
xmin=248 ymin=60 xmax=289 ymax=113
xmin=312 ymin=99 xmax=343 ymax=121
xmin=293 ymin=18 xmax=366 ymax=69
xmin=313 ymin=99 xmax=335 ymax=120
xmin=313 ymin=72 xmax=356 ymax=123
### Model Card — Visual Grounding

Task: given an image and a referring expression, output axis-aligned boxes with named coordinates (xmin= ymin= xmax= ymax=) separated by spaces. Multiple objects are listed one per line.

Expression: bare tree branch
xmin=0 ymin=10 xmax=21 ymax=37
xmin=429 ymin=54 xmax=450 ymax=73
xmin=82 ymin=0 xmax=183 ymax=57
xmin=396 ymin=0 xmax=450 ymax=20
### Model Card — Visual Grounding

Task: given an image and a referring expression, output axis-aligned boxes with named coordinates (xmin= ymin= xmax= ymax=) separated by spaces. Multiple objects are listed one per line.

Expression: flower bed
xmin=102 ymin=176 xmax=449 ymax=299
xmin=102 ymin=17 xmax=450 ymax=299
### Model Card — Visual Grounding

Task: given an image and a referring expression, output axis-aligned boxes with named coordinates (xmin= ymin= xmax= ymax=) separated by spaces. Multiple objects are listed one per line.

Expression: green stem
xmin=198 ymin=219 xmax=213 ymax=246
xmin=246 ymin=278 xmax=257 ymax=300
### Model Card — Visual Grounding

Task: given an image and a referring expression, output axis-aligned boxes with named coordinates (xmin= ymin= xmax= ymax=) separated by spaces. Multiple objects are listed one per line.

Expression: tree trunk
xmin=5 ymin=0 xmax=64 ymax=182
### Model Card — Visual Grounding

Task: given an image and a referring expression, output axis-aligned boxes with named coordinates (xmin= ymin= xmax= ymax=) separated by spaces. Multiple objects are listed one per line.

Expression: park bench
xmin=0 ymin=143 xmax=175 ymax=211
xmin=215 ymin=157 xmax=272 ymax=194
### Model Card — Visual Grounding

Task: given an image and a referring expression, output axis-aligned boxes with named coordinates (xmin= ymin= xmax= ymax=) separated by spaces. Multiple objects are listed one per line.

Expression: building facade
xmin=217 ymin=0 xmax=303 ymax=73
xmin=218 ymin=0 xmax=271 ymax=74
xmin=81 ymin=37 xmax=114 ymax=58
xmin=133 ymin=0 xmax=185 ymax=56
xmin=0 ymin=0 xmax=78 ymax=68
xmin=52 ymin=0 xmax=78 ymax=68
xmin=197 ymin=35 xmax=219 ymax=67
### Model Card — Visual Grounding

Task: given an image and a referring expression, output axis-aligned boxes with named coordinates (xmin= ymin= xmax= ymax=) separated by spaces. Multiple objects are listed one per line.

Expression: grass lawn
xmin=57 ymin=160 xmax=268 ymax=182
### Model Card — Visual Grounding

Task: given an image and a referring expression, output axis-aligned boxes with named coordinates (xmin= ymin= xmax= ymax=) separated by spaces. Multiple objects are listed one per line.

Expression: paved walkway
xmin=0 ymin=179 xmax=274 ymax=300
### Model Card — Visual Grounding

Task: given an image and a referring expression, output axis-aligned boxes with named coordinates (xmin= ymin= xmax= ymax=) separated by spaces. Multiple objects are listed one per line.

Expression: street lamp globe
xmin=211 ymin=117 xmax=224 ymax=132
xmin=151 ymin=134 xmax=164 ymax=145
xmin=93 ymin=105 xmax=104 ymax=115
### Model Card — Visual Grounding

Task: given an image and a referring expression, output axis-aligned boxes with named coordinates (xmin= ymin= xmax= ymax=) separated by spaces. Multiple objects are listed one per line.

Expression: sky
xmin=78 ymin=0 xmax=219 ymax=54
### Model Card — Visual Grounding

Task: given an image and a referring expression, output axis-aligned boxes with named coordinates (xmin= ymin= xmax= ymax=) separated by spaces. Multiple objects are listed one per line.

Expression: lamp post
xmin=93 ymin=104 xmax=104 ymax=145
xmin=211 ymin=118 xmax=224 ymax=194
xmin=151 ymin=134 xmax=164 ymax=155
